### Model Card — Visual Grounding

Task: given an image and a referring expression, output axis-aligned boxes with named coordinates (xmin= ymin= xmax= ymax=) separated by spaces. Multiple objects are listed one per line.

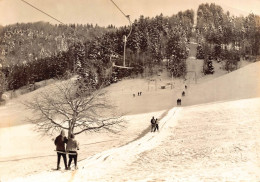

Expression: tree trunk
xmin=68 ymin=119 xmax=73 ymax=139
xmin=68 ymin=127 xmax=72 ymax=139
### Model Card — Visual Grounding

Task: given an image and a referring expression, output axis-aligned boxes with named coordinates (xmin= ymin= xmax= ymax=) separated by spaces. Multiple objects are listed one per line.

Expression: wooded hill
xmin=0 ymin=10 xmax=194 ymax=93
xmin=0 ymin=22 xmax=111 ymax=65
xmin=0 ymin=3 xmax=259 ymax=99
xmin=196 ymin=3 xmax=260 ymax=72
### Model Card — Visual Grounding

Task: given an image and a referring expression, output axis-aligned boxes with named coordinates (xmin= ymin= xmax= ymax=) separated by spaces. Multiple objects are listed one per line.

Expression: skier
xmin=54 ymin=130 xmax=68 ymax=170
xmin=182 ymin=91 xmax=185 ymax=96
xmin=151 ymin=116 xmax=156 ymax=132
xmin=154 ymin=118 xmax=159 ymax=132
xmin=66 ymin=134 xmax=80 ymax=170
xmin=177 ymin=99 xmax=181 ymax=105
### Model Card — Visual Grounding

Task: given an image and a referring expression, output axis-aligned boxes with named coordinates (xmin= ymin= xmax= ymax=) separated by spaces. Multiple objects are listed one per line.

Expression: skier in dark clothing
xmin=154 ymin=119 xmax=159 ymax=132
xmin=151 ymin=116 xmax=156 ymax=132
xmin=177 ymin=99 xmax=181 ymax=105
xmin=54 ymin=130 xmax=68 ymax=170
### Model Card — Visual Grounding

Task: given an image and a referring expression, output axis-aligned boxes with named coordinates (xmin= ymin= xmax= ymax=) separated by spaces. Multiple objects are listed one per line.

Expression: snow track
xmin=68 ymin=107 xmax=181 ymax=180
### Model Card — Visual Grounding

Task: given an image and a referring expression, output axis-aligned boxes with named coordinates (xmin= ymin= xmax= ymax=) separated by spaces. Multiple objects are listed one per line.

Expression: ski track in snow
xmin=113 ymin=98 xmax=260 ymax=181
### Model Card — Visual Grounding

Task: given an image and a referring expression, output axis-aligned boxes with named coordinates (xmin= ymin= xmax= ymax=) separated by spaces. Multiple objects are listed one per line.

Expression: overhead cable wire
xmin=19 ymin=0 xmax=65 ymax=25
xmin=109 ymin=0 xmax=133 ymax=67
xmin=18 ymin=0 xmax=123 ymax=57
xmin=109 ymin=0 xmax=128 ymax=18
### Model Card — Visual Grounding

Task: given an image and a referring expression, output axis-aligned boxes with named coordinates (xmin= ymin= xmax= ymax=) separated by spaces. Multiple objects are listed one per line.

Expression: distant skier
xmin=151 ymin=116 xmax=156 ymax=132
xmin=54 ymin=130 xmax=68 ymax=170
xmin=177 ymin=99 xmax=181 ymax=105
xmin=182 ymin=91 xmax=185 ymax=96
xmin=66 ymin=134 xmax=80 ymax=170
xmin=185 ymin=85 xmax=187 ymax=89
xmin=154 ymin=118 xmax=159 ymax=132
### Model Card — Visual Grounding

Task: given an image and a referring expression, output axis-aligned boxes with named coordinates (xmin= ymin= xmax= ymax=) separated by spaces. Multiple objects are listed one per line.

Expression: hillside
xmin=183 ymin=61 xmax=260 ymax=106
xmin=0 ymin=22 xmax=108 ymax=65
xmin=0 ymin=12 xmax=194 ymax=92
xmin=0 ymin=59 xmax=259 ymax=181
xmin=75 ymin=97 xmax=259 ymax=181
xmin=0 ymin=2 xmax=260 ymax=181
xmin=1 ymin=61 xmax=260 ymax=181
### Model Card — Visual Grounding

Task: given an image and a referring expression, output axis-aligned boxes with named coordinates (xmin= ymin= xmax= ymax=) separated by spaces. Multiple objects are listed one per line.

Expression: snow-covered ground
xmin=1 ymin=59 xmax=260 ymax=181
xmin=4 ymin=97 xmax=260 ymax=182
xmin=183 ymin=61 xmax=260 ymax=106
xmin=0 ymin=110 xmax=165 ymax=180
xmin=0 ymin=65 xmax=184 ymax=181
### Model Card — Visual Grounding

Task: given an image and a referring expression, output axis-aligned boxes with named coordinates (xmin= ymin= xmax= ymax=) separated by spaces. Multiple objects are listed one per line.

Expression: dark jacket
xmin=54 ymin=135 xmax=68 ymax=151
xmin=151 ymin=118 xmax=155 ymax=124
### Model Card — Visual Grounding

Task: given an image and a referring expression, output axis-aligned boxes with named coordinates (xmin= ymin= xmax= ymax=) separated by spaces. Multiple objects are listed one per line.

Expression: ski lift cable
xmin=19 ymin=0 xmax=65 ymax=25
xmin=109 ymin=0 xmax=132 ymax=39
xmin=109 ymin=0 xmax=133 ymax=68
xmin=126 ymin=19 xmax=132 ymax=39
xmin=109 ymin=0 xmax=128 ymax=18
xmin=18 ymin=0 xmax=123 ymax=58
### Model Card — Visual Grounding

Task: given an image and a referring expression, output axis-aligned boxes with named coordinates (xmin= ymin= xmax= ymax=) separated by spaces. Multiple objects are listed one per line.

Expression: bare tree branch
xmin=23 ymin=79 xmax=124 ymax=137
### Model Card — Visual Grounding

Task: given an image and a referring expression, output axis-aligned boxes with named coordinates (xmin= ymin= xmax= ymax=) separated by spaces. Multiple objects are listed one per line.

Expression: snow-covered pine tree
xmin=203 ymin=56 xmax=214 ymax=74
xmin=196 ymin=43 xmax=204 ymax=59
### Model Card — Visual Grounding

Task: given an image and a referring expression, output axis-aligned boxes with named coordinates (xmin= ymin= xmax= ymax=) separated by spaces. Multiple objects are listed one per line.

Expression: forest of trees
xmin=0 ymin=22 xmax=111 ymax=65
xmin=0 ymin=3 xmax=259 ymax=98
xmin=0 ymin=10 xmax=194 ymax=94
xmin=196 ymin=3 xmax=260 ymax=72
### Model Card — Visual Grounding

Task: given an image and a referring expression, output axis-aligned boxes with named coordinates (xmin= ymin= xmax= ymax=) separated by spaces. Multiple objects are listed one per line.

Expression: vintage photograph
xmin=0 ymin=0 xmax=260 ymax=181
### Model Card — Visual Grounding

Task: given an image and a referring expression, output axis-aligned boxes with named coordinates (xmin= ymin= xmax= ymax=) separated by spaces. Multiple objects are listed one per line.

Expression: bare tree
xmin=24 ymin=79 xmax=124 ymax=137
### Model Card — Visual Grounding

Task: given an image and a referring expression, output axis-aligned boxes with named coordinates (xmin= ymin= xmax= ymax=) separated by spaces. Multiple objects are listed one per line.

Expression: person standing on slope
xmin=154 ymin=118 xmax=159 ymax=132
xmin=151 ymin=116 xmax=156 ymax=132
xmin=66 ymin=134 xmax=80 ymax=170
xmin=54 ymin=130 xmax=68 ymax=170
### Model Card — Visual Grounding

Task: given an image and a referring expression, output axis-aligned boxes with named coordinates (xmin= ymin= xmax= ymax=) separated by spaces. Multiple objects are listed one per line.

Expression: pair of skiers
xmin=150 ymin=116 xmax=159 ymax=132
xmin=54 ymin=130 xmax=79 ymax=170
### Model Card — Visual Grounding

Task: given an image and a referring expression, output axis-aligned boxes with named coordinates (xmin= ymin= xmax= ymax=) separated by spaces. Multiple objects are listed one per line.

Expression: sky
xmin=0 ymin=0 xmax=259 ymax=27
